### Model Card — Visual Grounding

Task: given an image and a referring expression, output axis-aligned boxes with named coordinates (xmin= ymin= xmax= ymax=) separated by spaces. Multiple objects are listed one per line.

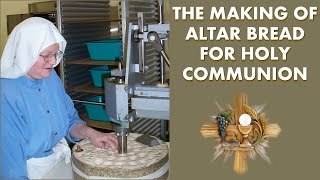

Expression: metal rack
xmin=56 ymin=0 xmax=166 ymax=138
xmin=118 ymin=0 xmax=165 ymax=138
xmin=56 ymin=0 xmax=117 ymax=130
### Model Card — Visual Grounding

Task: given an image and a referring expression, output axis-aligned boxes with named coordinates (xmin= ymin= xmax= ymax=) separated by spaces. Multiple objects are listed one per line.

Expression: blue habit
xmin=1 ymin=70 xmax=85 ymax=179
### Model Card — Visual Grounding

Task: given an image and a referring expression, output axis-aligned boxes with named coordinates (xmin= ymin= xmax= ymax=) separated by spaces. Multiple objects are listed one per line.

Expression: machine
xmin=105 ymin=12 xmax=170 ymax=151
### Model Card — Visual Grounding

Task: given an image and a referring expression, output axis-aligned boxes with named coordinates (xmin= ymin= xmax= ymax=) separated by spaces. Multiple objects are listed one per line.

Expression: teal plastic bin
xmin=86 ymin=39 xmax=121 ymax=60
xmin=84 ymin=96 xmax=110 ymax=122
xmin=89 ymin=66 xmax=111 ymax=88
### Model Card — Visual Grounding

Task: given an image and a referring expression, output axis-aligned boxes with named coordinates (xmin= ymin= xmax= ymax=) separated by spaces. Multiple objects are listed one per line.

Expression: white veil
xmin=1 ymin=17 xmax=67 ymax=78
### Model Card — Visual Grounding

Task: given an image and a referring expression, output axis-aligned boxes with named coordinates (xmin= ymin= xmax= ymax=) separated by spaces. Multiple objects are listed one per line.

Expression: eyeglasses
xmin=39 ymin=50 xmax=63 ymax=62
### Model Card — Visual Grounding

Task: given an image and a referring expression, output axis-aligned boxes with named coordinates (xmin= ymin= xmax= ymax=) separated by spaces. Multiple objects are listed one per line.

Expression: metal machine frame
xmin=105 ymin=11 xmax=170 ymax=139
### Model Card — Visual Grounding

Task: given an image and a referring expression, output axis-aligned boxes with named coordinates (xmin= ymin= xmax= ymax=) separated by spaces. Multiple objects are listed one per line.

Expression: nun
xmin=0 ymin=17 xmax=117 ymax=179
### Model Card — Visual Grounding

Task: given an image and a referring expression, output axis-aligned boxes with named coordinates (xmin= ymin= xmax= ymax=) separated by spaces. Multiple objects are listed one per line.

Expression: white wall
xmin=0 ymin=0 xmax=48 ymax=55
xmin=1 ymin=0 xmax=171 ymax=56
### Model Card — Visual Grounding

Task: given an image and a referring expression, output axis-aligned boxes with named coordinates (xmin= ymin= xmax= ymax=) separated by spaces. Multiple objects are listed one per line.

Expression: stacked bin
xmin=83 ymin=39 xmax=121 ymax=122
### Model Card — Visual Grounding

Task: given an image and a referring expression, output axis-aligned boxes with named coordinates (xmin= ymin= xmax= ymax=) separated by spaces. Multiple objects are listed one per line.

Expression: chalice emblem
xmin=238 ymin=114 xmax=253 ymax=148
xmin=201 ymin=93 xmax=281 ymax=174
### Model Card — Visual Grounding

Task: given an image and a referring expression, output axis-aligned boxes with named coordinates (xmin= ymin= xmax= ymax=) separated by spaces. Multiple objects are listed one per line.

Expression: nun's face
xmin=26 ymin=43 xmax=59 ymax=79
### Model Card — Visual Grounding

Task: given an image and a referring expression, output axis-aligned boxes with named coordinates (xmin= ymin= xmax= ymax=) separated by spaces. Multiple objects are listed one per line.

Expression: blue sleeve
xmin=64 ymin=91 xmax=86 ymax=143
xmin=1 ymin=90 xmax=29 ymax=179
xmin=51 ymin=71 xmax=86 ymax=143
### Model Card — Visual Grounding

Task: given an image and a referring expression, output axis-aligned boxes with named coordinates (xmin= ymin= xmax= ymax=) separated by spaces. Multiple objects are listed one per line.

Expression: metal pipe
xmin=160 ymin=45 xmax=165 ymax=83
xmin=160 ymin=50 xmax=170 ymax=67
xmin=158 ymin=0 xmax=165 ymax=84
xmin=138 ymin=12 xmax=145 ymax=74
xmin=72 ymin=99 xmax=104 ymax=105
xmin=118 ymin=134 xmax=127 ymax=154
xmin=115 ymin=126 xmax=130 ymax=154
xmin=158 ymin=0 xmax=163 ymax=24
xmin=56 ymin=0 xmax=65 ymax=87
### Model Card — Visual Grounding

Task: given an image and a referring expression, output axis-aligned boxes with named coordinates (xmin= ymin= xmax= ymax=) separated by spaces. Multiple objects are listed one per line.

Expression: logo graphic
xmin=200 ymin=93 xmax=281 ymax=174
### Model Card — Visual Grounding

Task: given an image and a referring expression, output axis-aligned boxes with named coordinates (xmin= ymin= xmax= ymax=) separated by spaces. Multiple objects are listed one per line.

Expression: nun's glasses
xmin=39 ymin=50 xmax=63 ymax=62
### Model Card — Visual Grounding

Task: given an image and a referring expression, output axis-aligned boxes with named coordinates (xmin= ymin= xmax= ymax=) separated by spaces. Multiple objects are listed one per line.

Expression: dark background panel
xmin=169 ymin=0 xmax=320 ymax=179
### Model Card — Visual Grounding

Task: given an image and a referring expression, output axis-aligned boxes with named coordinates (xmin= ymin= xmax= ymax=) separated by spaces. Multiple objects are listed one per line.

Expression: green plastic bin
xmin=86 ymin=39 xmax=121 ymax=60
xmin=84 ymin=96 xmax=110 ymax=122
xmin=89 ymin=66 xmax=111 ymax=88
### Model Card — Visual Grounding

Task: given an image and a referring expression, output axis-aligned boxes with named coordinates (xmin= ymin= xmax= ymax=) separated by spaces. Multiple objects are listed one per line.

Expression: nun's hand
xmin=89 ymin=132 xmax=118 ymax=151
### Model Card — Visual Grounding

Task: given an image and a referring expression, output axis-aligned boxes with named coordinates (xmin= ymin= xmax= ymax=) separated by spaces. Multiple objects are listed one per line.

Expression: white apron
xmin=27 ymin=138 xmax=73 ymax=179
